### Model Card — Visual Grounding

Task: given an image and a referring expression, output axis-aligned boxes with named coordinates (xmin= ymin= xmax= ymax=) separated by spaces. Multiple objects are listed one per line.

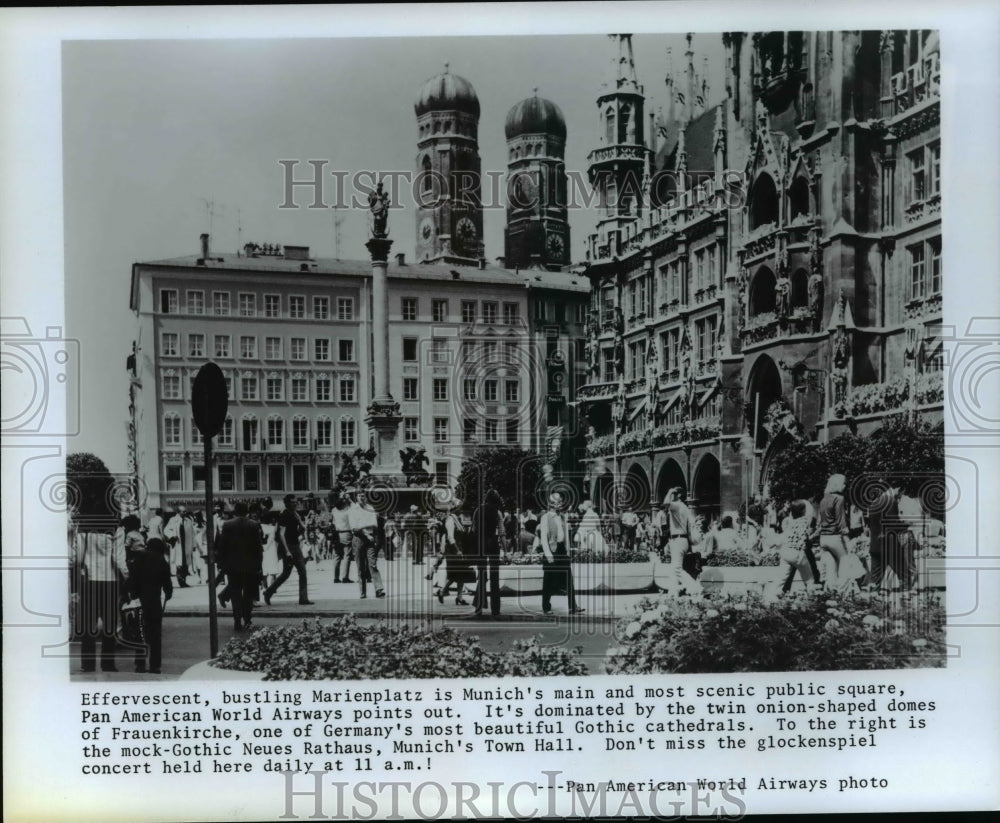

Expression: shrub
xmin=501 ymin=547 xmax=652 ymax=565
xmin=604 ymin=588 xmax=946 ymax=673
xmin=703 ymin=548 xmax=779 ymax=567
xmin=213 ymin=615 xmax=589 ymax=680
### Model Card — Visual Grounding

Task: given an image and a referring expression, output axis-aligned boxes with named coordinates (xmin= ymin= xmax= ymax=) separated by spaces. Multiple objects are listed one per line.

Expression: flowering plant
xmin=604 ymin=588 xmax=945 ymax=673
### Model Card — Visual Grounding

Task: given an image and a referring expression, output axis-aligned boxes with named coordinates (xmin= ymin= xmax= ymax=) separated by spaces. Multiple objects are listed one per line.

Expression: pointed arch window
xmin=605 ymin=107 xmax=616 ymax=145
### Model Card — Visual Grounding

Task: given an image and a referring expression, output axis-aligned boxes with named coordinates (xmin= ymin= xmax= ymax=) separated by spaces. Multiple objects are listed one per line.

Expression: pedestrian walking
xmin=348 ymin=490 xmax=384 ymax=599
xmin=575 ymin=500 xmax=609 ymax=554
xmin=660 ymin=488 xmax=704 ymax=598
xmin=867 ymin=483 xmax=917 ymax=592
xmin=263 ymin=494 xmax=313 ymax=606
xmin=126 ymin=533 xmax=172 ymax=673
xmin=437 ymin=498 xmax=475 ymax=606
xmin=217 ymin=501 xmax=265 ymax=630
xmin=817 ymin=474 xmax=853 ymax=593
xmin=72 ymin=522 xmax=129 ymax=673
xmin=471 ymin=489 xmax=503 ymax=617
xmin=538 ymin=492 xmax=585 ymax=615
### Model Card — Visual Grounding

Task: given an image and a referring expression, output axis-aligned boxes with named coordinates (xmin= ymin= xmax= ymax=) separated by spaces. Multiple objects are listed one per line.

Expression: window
xmin=242 ymin=418 xmax=259 ymax=451
xmin=164 ymin=415 xmax=181 ymax=446
xmin=432 ymin=299 xmax=448 ymax=322
xmin=461 ymin=341 xmax=476 ymax=362
xmin=313 ymin=296 xmax=329 ymax=320
xmin=241 ymin=376 xmax=258 ymax=401
xmin=243 ymin=465 xmax=260 ymax=492
xmin=401 ymin=297 xmax=418 ymax=321
xmin=602 ymin=349 xmax=615 ymax=382
xmin=162 ymin=374 xmax=180 ymax=399
xmin=214 ymin=334 xmax=231 ymax=358
xmin=161 ymin=333 xmax=178 ymax=357
xmin=485 ymin=419 xmax=499 ymax=442
xmin=909 ymin=148 xmax=926 ymax=203
xmin=218 ymin=464 xmax=235 ymax=492
xmin=483 ymin=341 xmax=497 ymax=363
xmin=289 ymin=295 xmax=305 ymax=319
xmin=338 ymin=339 xmax=355 ymax=362
xmin=292 ymin=464 xmax=310 ymax=491
xmin=929 ymin=238 xmax=942 ymax=295
xmin=506 ymin=419 xmax=519 ymax=444
xmin=480 ymin=301 xmax=496 ymax=325
xmin=402 ymin=338 xmax=418 ymax=361
xmin=186 ymin=290 xmax=204 ymax=315
xmin=165 ymin=465 xmax=183 ymax=491
xmin=317 ymin=465 xmax=333 ymax=489
xmin=404 ymin=417 xmax=418 ymax=442
xmin=434 ymin=462 xmax=449 ymax=486
xmin=430 ymin=338 xmax=448 ymax=364
xmin=291 ymin=338 xmax=306 ymax=361
xmin=928 ymin=142 xmax=940 ymax=197
xmin=264 ymin=294 xmax=280 ymax=318
xmin=504 ymin=380 xmax=520 ymax=403
xmin=191 ymin=418 xmax=203 ymax=446
xmin=316 ymin=418 xmax=332 ymax=448
xmin=292 ymin=418 xmax=309 ymax=448
xmin=434 ymin=417 xmax=449 ymax=443
xmin=337 ymin=297 xmax=354 ymax=320
xmin=291 ymin=377 xmax=308 ymax=402
xmin=187 ymin=334 xmax=205 ymax=358
xmin=534 ymin=300 xmax=548 ymax=321
xmin=266 ymin=376 xmax=284 ymax=401
xmin=696 ymin=315 xmax=718 ymax=364
xmin=268 ymin=465 xmax=285 ymax=491
xmin=239 ymin=293 xmax=256 ymax=317
xmin=503 ymin=302 xmax=520 ymax=326
xmin=575 ymin=303 xmax=587 ymax=324
xmin=340 ymin=418 xmax=356 ymax=448
xmin=219 ymin=417 xmax=234 ymax=447
xmin=315 ymin=376 xmax=331 ymax=402
xmin=503 ymin=340 xmax=518 ymax=364
xmin=461 ymin=300 xmax=477 ymax=324
xmin=265 ymin=336 xmax=282 ymax=359
xmin=909 ymin=244 xmax=926 ymax=300
xmin=314 ymin=338 xmax=330 ymax=361
xmin=224 ymin=375 xmax=233 ymax=397
xmin=267 ymin=417 xmax=284 ymax=447
xmin=455 ymin=417 xmax=474 ymax=444
xmin=192 ymin=465 xmax=206 ymax=491
xmin=433 ymin=378 xmax=448 ymax=401
xmin=629 ymin=281 xmax=638 ymax=316
xmin=339 ymin=376 xmax=355 ymax=403
xmin=574 ymin=339 xmax=586 ymax=361
xmin=212 ymin=291 xmax=230 ymax=316
xmin=160 ymin=289 xmax=178 ymax=314
xmin=484 ymin=379 xmax=498 ymax=402
xmin=662 ymin=328 xmax=681 ymax=372
xmin=403 ymin=378 xmax=418 ymax=401
xmin=240 ymin=336 xmax=257 ymax=359
xmin=463 ymin=379 xmax=477 ymax=401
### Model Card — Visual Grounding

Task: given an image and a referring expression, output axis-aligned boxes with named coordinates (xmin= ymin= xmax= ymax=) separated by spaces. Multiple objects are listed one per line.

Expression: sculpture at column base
xmin=366 ymin=400 xmax=404 ymax=476
xmin=366 ymin=237 xmax=393 ymax=263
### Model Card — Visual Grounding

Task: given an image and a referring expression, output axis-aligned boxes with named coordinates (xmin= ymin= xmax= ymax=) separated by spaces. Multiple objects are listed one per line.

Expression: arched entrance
xmin=622 ymin=462 xmax=651 ymax=513
xmin=760 ymin=429 xmax=794 ymax=499
xmin=746 ymin=354 xmax=783 ymax=451
xmin=691 ymin=453 xmax=721 ymax=521
xmin=592 ymin=466 xmax=615 ymax=516
xmin=655 ymin=458 xmax=686 ymax=506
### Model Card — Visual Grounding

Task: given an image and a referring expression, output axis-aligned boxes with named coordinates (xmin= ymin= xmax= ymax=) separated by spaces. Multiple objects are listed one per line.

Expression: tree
xmin=66 ymin=452 xmax=116 ymax=521
xmin=864 ymin=415 xmax=945 ymax=508
xmin=767 ymin=440 xmax=827 ymax=505
xmin=456 ymin=447 xmax=543 ymax=512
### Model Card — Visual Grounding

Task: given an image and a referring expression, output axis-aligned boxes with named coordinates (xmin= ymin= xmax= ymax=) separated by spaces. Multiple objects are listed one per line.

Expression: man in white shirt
xmin=347 ymin=491 xmax=383 ymax=599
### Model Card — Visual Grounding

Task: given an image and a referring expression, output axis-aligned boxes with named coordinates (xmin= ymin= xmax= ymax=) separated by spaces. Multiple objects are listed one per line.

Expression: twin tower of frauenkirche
xmin=413 ymin=65 xmax=569 ymax=271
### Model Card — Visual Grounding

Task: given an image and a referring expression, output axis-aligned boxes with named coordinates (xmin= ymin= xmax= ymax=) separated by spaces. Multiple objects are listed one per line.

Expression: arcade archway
xmin=691 ymin=453 xmax=721 ymax=520
xmin=746 ymin=354 xmax=783 ymax=451
xmin=655 ymin=458 xmax=687 ymax=506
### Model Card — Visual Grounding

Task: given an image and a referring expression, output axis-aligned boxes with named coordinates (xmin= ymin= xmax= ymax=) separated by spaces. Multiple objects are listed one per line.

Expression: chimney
xmin=478 ymin=258 xmax=487 ymax=270
xmin=395 ymin=253 xmax=406 ymax=265
xmin=200 ymin=233 xmax=210 ymax=260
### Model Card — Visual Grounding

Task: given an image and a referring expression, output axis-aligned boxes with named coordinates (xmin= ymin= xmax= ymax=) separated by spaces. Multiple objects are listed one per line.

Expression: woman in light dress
xmin=574 ymin=500 xmax=609 ymax=554
xmin=260 ymin=511 xmax=282 ymax=590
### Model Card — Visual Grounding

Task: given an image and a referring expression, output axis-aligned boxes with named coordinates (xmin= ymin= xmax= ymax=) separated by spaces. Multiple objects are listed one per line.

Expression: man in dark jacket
xmin=217 ymin=501 xmax=264 ymax=630
xmin=128 ymin=536 xmax=172 ymax=674
xmin=867 ymin=484 xmax=916 ymax=592
xmin=471 ymin=489 xmax=504 ymax=618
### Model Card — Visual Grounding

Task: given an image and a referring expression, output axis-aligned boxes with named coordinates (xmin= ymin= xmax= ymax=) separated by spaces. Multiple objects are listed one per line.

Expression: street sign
xmin=192 ymin=362 xmax=228 ymax=438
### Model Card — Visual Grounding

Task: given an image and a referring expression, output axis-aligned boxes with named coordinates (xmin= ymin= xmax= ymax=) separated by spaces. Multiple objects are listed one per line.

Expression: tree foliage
xmin=456 ymin=447 xmax=543 ymax=512
xmin=66 ymin=452 xmax=115 ymax=519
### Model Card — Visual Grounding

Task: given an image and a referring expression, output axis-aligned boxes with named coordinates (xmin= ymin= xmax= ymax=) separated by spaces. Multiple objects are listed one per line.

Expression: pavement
xmin=164 ymin=555 xmax=654 ymax=623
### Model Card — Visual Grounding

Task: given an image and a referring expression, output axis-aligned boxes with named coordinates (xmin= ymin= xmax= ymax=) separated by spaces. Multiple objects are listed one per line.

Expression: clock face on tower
xmin=455 ymin=217 xmax=477 ymax=251
xmin=546 ymin=232 xmax=565 ymax=259
xmin=419 ymin=217 xmax=435 ymax=244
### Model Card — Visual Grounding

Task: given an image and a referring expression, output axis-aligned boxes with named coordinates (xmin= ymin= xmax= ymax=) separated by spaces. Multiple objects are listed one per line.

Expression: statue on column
xmin=368 ymin=181 xmax=390 ymax=239
xmin=775 ymin=272 xmax=791 ymax=320
xmin=645 ymin=339 xmax=660 ymax=428
xmin=831 ymin=326 xmax=850 ymax=407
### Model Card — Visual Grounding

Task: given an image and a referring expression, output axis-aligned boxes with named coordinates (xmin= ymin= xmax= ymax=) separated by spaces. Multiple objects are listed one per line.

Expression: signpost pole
xmin=205 ymin=437 xmax=218 ymax=658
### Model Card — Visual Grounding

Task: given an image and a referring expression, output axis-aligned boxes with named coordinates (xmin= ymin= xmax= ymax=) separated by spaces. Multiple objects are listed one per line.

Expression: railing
xmin=904 ymin=292 xmax=942 ymax=320
xmin=830 ymin=371 xmax=943 ymax=419
xmin=577 ymin=381 xmax=617 ymax=400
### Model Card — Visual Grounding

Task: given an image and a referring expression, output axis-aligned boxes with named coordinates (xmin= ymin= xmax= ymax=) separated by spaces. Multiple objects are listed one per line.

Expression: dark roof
xmin=655 ymin=103 xmax=720 ymax=176
xmin=505 ymin=95 xmax=566 ymax=141
xmin=414 ymin=69 xmax=480 ymax=118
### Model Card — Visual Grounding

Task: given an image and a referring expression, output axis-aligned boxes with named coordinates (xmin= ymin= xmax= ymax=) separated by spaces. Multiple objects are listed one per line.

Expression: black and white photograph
xmin=3 ymin=3 xmax=999 ymax=820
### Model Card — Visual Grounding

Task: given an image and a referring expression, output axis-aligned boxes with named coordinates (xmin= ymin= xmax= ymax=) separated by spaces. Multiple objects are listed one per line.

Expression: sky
xmin=62 ymin=32 xmax=726 ymax=472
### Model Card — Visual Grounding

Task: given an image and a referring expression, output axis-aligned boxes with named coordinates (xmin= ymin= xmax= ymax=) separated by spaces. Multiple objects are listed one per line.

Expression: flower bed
xmin=605 ymin=588 xmax=946 ymax=673
xmin=703 ymin=548 xmax=780 ymax=567
xmin=213 ymin=616 xmax=588 ymax=680
xmin=495 ymin=552 xmax=656 ymax=595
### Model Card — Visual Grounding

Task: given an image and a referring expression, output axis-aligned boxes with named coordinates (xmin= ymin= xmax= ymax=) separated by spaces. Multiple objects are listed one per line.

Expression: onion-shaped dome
xmin=414 ymin=65 xmax=480 ymax=118
xmin=505 ymin=93 xmax=566 ymax=140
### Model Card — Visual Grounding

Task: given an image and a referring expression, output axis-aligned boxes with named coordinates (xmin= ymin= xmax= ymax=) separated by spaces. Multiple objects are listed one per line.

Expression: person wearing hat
xmin=437 ymin=495 xmax=475 ymax=606
xmin=538 ymin=492 xmax=585 ymax=615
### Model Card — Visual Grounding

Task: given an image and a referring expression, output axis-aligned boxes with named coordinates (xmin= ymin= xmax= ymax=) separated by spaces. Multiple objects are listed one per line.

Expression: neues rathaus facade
xmin=579 ymin=31 xmax=943 ymax=518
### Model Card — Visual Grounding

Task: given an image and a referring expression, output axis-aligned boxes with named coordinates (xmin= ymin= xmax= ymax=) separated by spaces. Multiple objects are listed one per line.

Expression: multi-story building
xmin=580 ymin=31 xmax=943 ymax=518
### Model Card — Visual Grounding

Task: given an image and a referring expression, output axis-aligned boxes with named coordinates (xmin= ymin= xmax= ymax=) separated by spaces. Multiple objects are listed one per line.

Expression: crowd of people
xmin=68 ymin=472 xmax=938 ymax=674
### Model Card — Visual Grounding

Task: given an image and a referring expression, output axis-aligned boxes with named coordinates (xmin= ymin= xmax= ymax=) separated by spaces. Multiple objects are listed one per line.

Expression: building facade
xmin=580 ymin=31 xmax=943 ymax=518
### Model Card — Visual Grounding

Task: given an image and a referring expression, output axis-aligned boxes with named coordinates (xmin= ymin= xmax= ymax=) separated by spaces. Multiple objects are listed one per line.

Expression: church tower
xmin=587 ymin=34 xmax=651 ymax=258
xmin=414 ymin=65 xmax=484 ymax=265
xmin=503 ymin=91 xmax=570 ymax=270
